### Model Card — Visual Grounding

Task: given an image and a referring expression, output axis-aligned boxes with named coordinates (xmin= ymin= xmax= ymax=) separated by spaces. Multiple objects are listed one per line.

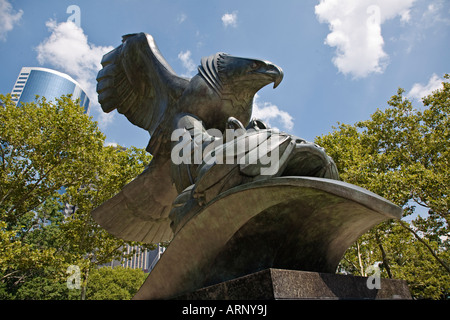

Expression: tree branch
xmin=0 ymin=270 xmax=20 ymax=282
xmin=399 ymin=220 xmax=450 ymax=274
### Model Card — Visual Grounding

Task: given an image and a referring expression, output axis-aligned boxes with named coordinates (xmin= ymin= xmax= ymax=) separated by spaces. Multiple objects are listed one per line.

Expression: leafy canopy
xmin=0 ymin=94 xmax=152 ymax=299
xmin=315 ymin=75 xmax=449 ymax=299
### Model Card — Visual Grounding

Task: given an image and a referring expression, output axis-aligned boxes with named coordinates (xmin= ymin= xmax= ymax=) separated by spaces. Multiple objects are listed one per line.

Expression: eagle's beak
xmin=250 ymin=59 xmax=284 ymax=89
xmin=266 ymin=63 xmax=284 ymax=89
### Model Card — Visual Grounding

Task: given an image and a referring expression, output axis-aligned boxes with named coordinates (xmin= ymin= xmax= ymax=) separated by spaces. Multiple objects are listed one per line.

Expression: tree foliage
xmin=86 ymin=267 xmax=148 ymax=300
xmin=315 ymin=75 xmax=449 ymax=299
xmin=0 ymin=94 xmax=152 ymax=299
xmin=9 ymin=266 xmax=147 ymax=300
xmin=2 ymin=73 xmax=448 ymax=300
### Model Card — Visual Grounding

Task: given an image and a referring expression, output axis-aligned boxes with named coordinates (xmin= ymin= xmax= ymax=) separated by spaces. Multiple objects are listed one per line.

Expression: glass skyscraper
xmin=11 ymin=67 xmax=90 ymax=114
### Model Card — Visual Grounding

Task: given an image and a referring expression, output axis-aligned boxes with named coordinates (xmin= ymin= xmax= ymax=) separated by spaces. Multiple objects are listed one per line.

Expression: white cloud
xmin=35 ymin=20 xmax=114 ymax=128
xmin=407 ymin=73 xmax=446 ymax=100
xmin=177 ymin=50 xmax=197 ymax=77
xmin=399 ymin=9 xmax=411 ymax=23
xmin=177 ymin=13 xmax=187 ymax=24
xmin=105 ymin=141 xmax=118 ymax=148
xmin=0 ymin=0 xmax=23 ymax=41
xmin=222 ymin=11 xmax=238 ymax=28
xmin=315 ymin=0 xmax=416 ymax=78
xmin=252 ymin=94 xmax=294 ymax=131
xmin=422 ymin=1 xmax=450 ymax=26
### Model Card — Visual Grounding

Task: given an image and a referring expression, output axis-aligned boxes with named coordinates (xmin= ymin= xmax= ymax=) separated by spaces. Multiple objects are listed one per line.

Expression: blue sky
xmin=1 ymin=0 xmax=449 ymax=150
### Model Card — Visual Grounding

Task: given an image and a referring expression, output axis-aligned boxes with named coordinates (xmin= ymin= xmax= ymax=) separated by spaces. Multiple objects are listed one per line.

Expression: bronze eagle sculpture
xmin=91 ymin=33 xmax=404 ymax=300
xmin=92 ymin=33 xmax=338 ymax=244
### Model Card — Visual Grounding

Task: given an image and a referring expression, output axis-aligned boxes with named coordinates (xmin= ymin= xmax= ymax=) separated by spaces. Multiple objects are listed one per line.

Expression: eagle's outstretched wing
xmin=92 ymin=34 xmax=285 ymax=244
xmin=96 ymin=32 xmax=189 ymax=147
xmin=92 ymin=155 xmax=178 ymax=243
xmin=92 ymin=33 xmax=189 ymax=243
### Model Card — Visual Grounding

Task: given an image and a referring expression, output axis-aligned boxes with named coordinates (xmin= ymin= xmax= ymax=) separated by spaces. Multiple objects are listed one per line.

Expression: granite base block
xmin=176 ymin=268 xmax=412 ymax=300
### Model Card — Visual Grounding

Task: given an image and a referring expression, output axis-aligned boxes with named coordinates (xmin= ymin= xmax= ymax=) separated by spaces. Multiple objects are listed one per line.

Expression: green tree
xmin=315 ymin=75 xmax=449 ymax=299
xmin=9 ymin=266 xmax=148 ymax=300
xmin=11 ymin=269 xmax=80 ymax=300
xmin=85 ymin=267 xmax=148 ymax=300
xmin=0 ymin=94 xmax=153 ymax=299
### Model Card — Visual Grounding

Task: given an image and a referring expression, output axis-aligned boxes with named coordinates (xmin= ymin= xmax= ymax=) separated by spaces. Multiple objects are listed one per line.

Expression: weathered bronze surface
xmin=93 ymin=32 xmax=338 ymax=243
xmin=92 ymin=33 xmax=403 ymax=300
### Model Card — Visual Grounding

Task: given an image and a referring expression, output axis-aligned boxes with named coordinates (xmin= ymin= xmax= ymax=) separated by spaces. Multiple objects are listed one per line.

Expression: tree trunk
xmin=81 ymin=266 xmax=90 ymax=300
xmin=357 ymin=241 xmax=365 ymax=276
xmin=375 ymin=230 xmax=392 ymax=278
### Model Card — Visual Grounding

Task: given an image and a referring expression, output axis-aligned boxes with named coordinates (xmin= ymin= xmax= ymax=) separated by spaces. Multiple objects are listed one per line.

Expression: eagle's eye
xmin=251 ymin=62 xmax=259 ymax=70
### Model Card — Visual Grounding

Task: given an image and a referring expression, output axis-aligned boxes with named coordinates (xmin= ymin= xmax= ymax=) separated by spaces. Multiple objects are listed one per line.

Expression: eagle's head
xmin=196 ymin=53 xmax=283 ymax=128
xmin=218 ymin=53 xmax=283 ymax=90
xmin=199 ymin=53 xmax=283 ymax=96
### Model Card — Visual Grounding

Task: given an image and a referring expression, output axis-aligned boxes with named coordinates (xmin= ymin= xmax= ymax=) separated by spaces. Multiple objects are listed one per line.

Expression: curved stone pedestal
xmin=133 ymin=177 xmax=402 ymax=300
